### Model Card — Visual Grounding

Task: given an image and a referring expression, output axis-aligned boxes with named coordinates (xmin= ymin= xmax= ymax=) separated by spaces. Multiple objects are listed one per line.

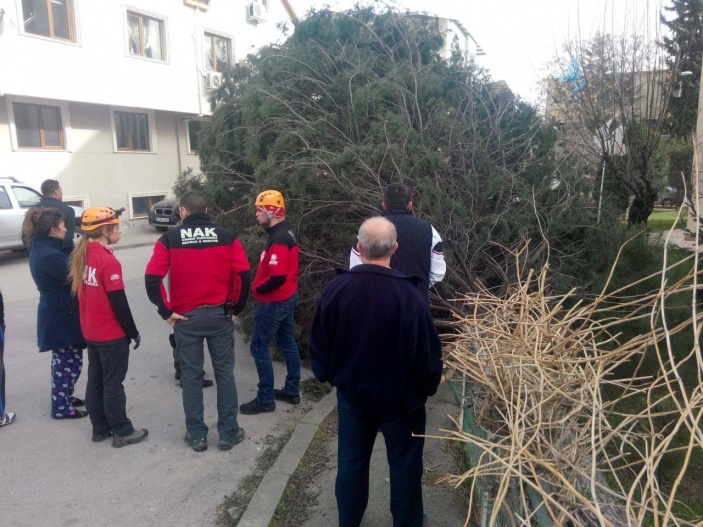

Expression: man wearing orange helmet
xmin=240 ymin=190 xmax=301 ymax=415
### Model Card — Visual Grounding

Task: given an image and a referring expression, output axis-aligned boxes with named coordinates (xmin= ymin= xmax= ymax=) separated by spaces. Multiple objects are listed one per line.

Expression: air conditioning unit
xmin=205 ymin=71 xmax=223 ymax=90
xmin=247 ymin=2 xmax=265 ymax=22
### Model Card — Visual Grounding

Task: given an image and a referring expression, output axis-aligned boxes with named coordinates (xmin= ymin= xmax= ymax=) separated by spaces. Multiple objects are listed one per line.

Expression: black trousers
xmin=85 ymin=338 xmax=134 ymax=437
xmin=336 ymin=391 xmax=426 ymax=527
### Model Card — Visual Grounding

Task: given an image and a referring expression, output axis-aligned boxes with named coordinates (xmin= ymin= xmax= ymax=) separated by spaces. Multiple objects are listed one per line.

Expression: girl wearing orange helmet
xmin=68 ymin=207 xmax=148 ymax=447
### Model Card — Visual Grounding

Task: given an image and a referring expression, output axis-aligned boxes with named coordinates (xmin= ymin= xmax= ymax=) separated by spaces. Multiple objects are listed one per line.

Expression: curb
xmin=238 ymin=388 xmax=338 ymax=527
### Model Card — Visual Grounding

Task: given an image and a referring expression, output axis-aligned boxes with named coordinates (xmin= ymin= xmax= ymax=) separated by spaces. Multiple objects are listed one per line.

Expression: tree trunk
xmin=628 ymin=195 xmax=655 ymax=225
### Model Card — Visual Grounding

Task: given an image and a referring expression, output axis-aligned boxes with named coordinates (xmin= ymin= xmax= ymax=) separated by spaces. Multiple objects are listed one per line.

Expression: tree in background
xmin=198 ymin=6 xmax=624 ymax=343
xmin=661 ymin=0 xmax=703 ymax=138
xmin=546 ymin=30 xmax=672 ymax=225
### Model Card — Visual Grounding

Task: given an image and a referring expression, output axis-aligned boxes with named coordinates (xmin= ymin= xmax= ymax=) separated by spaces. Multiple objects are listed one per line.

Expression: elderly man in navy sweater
xmin=310 ymin=216 xmax=443 ymax=527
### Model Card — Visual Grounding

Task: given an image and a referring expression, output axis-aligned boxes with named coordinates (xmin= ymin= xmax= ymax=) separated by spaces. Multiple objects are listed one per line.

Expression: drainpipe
xmin=192 ymin=7 xmax=204 ymax=117
xmin=176 ymin=116 xmax=188 ymax=180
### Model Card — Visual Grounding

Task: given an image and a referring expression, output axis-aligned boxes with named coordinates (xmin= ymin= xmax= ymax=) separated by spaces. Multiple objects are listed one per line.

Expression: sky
xmin=290 ymin=0 xmax=665 ymax=104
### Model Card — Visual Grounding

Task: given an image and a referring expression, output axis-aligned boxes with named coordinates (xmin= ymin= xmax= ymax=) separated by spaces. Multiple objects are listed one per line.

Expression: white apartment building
xmin=0 ymin=0 xmax=297 ymax=222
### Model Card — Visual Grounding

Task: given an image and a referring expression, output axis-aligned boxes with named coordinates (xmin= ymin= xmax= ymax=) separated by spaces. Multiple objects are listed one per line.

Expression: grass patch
xmin=647 ymin=209 xmax=686 ymax=232
xmin=270 ymin=408 xmax=338 ymax=527
xmin=300 ymin=378 xmax=332 ymax=402
xmin=215 ymin=430 xmax=293 ymax=527
xmin=594 ymin=238 xmax=703 ymax=521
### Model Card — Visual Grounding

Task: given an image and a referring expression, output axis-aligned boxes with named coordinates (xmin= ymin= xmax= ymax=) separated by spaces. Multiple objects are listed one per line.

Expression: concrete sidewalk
xmin=0 ymin=230 xmax=316 ymax=527
xmin=117 ymin=225 xmax=470 ymax=526
xmin=1 ymin=224 xmax=470 ymax=527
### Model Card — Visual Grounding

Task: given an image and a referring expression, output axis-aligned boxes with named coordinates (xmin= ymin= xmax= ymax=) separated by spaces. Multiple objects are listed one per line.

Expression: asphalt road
xmin=0 ymin=239 xmax=312 ymax=527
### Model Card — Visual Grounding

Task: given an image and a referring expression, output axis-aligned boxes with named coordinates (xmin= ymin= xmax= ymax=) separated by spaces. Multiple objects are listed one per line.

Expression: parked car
xmin=0 ymin=177 xmax=82 ymax=252
xmin=148 ymin=197 xmax=179 ymax=231
xmin=657 ymin=187 xmax=681 ymax=208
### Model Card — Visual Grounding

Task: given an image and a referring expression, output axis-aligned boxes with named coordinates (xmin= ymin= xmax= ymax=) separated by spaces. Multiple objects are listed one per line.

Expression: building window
xmin=63 ymin=199 xmax=83 ymax=208
xmin=184 ymin=0 xmax=210 ymax=9
xmin=203 ymin=33 xmax=231 ymax=72
xmin=22 ymin=0 xmax=75 ymax=41
xmin=114 ymin=111 xmax=151 ymax=151
xmin=131 ymin=194 xmax=166 ymax=218
xmin=127 ymin=11 xmax=165 ymax=61
xmin=13 ymin=102 xmax=65 ymax=149
xmin=187 ymin=121 xmax=203 ymax=154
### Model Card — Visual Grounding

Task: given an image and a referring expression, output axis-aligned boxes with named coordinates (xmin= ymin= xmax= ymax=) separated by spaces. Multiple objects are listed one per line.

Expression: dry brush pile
xmin=440 ymin=241 xmax=703 ymax=527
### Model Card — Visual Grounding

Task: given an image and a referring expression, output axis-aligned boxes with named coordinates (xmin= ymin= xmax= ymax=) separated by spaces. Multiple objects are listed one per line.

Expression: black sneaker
xmin=92 ymin=430 xmax=113 ymax=443
xmin=239 ymin=398 xmax=275 ymax=415
xmin=273 ymin=388 xmax=301 ymax=405
xmin=53 ymin=409 xmax=88 ymax=419
xmin=218 ymin=428 xmax=245 ymax=451
xmin=184 ymin=433 xmax=208 ymax=452
xmin=112 ymin=428 xmax=148 ymax=448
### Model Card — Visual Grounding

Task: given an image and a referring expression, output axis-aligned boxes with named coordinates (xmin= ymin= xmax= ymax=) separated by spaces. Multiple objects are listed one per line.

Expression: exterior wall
xmin=688 ymin=65 xmax=703 ymax=234
xmin=0 ymin=0 xmax=294 ymax=115
xmin=437 ymin=18 xmax=476 ymax=62
xmin=0 ymin=99 xmax=185 ymax=219
xmin=545 ymin=70 xmax=668 ymax=124
xmin=0 ymin=0 xmax=295 ymax=223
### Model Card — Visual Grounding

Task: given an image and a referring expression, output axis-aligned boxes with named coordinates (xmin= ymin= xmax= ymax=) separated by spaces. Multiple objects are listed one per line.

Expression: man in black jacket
xmin=38 ymin=179 xmax=75 ymax=253
xmin=310 ymin=217 xmax=442 ymax=527
xmin=350 ymin=183 xmax=445 ymax=299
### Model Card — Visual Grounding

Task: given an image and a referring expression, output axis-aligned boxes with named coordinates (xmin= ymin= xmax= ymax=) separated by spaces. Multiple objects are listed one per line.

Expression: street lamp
xmin=674 ymin=70 xmax=693 ymax=98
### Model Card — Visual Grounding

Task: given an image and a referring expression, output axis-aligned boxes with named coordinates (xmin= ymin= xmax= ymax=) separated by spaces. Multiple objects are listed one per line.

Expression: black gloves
xmin=132 ymin=334 xmax=141 ymax=350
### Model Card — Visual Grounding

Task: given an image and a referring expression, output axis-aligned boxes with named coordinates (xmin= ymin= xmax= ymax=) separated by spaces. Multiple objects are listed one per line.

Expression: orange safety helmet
xmin=80 ymin=206 xmax=122 ymax=231
xmin=255 ymin=190 xmax=285 ymax=218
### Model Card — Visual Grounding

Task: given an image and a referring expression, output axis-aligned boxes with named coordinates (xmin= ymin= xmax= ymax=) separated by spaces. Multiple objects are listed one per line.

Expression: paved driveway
xmin=0 ymin=240 xmax=312 ymax=527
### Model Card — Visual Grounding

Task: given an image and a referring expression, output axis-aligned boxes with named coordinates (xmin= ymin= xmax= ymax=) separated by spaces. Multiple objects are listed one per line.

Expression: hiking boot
xmin=273 ymin=388 xmax=301 ymax=405
xmin=0 ymin=412 xmax=16 ymax=427
xmin=184 ymin=433 xmax=208 ymax=452
xmin=218 ymin=428 xmax=245 ymax=451
xmin=92 ymin=430 xmax=113 ymax=443
xmin=112 ymin=428 xmax=148 ymax=448
xmin=239 ymin=398 xmax=275 ymax=415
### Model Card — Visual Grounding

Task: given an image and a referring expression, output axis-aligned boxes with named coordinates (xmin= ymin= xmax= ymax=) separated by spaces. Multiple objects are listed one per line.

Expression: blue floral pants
xmin=51 ymin=347 xmax=83 ymax=418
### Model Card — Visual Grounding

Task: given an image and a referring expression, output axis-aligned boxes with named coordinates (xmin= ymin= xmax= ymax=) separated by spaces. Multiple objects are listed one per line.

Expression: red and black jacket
xmin=252 ymin=220 xmax=299 ymax=303
xmin=145 ymin=213 xmax=251 ymax=318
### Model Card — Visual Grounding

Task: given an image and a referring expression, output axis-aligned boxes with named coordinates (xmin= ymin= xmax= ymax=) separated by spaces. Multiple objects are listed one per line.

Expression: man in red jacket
xmin=145 ymin=191 xmax=251 ymax=452
xmin=240 ymin=190 xmax=301 ymax=415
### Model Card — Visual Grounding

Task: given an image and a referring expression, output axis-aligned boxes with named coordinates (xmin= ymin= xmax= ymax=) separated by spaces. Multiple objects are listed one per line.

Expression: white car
xmin=0 ymin=177 xmax=83 ymax=251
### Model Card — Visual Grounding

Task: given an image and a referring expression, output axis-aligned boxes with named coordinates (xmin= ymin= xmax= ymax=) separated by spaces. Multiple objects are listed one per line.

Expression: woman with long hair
xmin=69 ymin=207 xmax=147 ymax=447
xmin=23 ymin=207 xmax=86 ymax=419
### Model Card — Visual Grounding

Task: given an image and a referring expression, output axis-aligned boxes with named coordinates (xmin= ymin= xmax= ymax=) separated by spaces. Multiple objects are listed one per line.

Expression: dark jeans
xmin=250 ymin=292 xmax=301 ymax=403
xmin=85 ymin=338 xmax=134 ymax=437
xmin=174 ymin=306 xmax=239 ymax=442
xmin=336 ymin=391 xmax=426 ymax=527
